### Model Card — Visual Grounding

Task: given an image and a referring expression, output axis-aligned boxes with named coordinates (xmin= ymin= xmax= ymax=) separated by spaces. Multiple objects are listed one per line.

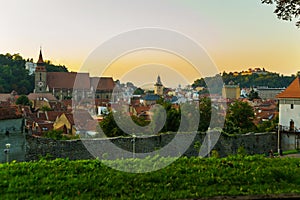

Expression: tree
xmin=133 ymin=87 xmax=144 ymax=95
xmin=99 ymin=112 xmax=126 ymax=137
xmin=40 ymin=105 xmax=52 ymax=111
xmin=248 ymin=89 xmax=260 ymax=100
xmin=224 ymin=100 xmax=256 ymax=134
xmin=16 ymin=95 xmax=31 ymax=106
xmin=198 ymin=97 xmax=212 ymax=132
xmin=262 ymin=0 xmax=300 ymax=28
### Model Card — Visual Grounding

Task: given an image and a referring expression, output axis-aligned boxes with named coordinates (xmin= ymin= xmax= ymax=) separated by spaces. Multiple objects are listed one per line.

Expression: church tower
xmin=34 ymin=49 xmax=47 ymax=93
xmin=154 ymin=75 xmax=164 ymax=96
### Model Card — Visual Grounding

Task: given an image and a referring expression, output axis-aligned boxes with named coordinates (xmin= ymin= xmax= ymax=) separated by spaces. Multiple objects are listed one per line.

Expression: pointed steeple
xmin=35 ymin=47 xmax=46 ymax=72
xmin=37 ymin=47 xmax=44 ymax=66
xmin=156 ymin=75 xmax=162 ymax=86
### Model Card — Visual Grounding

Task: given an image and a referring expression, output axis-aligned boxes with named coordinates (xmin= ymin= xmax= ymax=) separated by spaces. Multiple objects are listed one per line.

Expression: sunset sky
xmin=1 ymin=0 xmax=299 ymax=87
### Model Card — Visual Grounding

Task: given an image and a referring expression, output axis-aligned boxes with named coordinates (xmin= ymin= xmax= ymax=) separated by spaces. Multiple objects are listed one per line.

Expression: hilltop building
xmin=33 ymin=50 xmax=115 ymax=101
xmin=25 ymin=61 xmax=37 ymax=75
xmin=222 ymin=81 xmax=240 ymax=99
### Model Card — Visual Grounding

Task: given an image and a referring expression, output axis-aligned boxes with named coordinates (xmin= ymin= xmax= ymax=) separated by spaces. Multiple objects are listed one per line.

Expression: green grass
xmin=273 ymin=149 xmax=300 ymax=156
xmin=282 ymin=149 xmax=300 ymax=155
xmin=0 ymin=155 xmax=300 ymax=199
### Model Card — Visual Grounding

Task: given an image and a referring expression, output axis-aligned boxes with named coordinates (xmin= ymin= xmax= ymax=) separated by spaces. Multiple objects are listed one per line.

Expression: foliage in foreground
xmin=43 ymin=130 xmax=79 ymax=140
xmin=0 ymin=155 xmax=300 ymax=199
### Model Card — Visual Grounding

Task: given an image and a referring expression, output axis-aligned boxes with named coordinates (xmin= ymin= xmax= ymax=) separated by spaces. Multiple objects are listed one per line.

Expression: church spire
xmin=156 ymin=75 xmax=162 ymax=86
xmin=37 ymin=47 xmax=44 ymax=66
xmin=35 ymin=47 xmax=46 ymax=72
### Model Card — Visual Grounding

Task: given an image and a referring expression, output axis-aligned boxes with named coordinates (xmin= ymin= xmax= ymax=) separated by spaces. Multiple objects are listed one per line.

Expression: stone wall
xmin=281 ymin=132 xmax=300 ymax=151
xmin=0 ymin=118 xmax=23 ymax=134
xmin=25 ymin=132 xmax=278 ymax=161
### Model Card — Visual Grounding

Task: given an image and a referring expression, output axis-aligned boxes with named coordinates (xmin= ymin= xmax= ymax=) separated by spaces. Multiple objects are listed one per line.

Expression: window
xmin=291 ymin=104 xmax=294 ymax=109
xmin=39 ymin=73 xmax=42 ymax=81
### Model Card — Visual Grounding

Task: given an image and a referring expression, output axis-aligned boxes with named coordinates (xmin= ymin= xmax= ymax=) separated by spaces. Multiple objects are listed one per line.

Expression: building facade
xmin=222 ymin=81 xmax=240 ymax=99
xmin=276 ymin=77 xmax=300 ymax=131
xmin=256 ymin=87 xmax=284 ymax=100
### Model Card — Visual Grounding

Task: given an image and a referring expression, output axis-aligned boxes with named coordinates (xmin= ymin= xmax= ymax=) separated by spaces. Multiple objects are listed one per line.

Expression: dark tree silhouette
xmin=262 ymin=0 xmax=300 ymax=27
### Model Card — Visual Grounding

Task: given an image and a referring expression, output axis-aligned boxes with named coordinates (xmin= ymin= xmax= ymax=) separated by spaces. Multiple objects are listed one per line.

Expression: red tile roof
xmin=46 ymin=111 xmax=64 ymax=121
xmin=0 ymin=106 xmax=22 ymax=120
xmin=276 ymin=77 xmax=300 ymax=98
xmin=47 ymin=72 xmax=90 ymax=90
xmin=27 ymin=93 xmax=57 ymax=101
xmin=90 ymin=77 xmax=115 ymax=91
xmin=133 ymin=105 xmax=151 ymax=115
xmin=65 ymin=113 xmax=75 ymax=125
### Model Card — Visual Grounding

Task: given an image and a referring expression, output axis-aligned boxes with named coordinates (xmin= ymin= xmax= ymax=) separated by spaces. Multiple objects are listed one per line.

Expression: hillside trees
xmin=0 ymin=53 xmax=68 ymax=94
xmin=192 ymin=72 xmax=295 ymax=92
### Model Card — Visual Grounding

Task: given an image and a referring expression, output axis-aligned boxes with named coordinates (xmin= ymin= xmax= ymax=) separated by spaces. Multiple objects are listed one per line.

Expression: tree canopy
xmin=192 ymin=72 xmax=295 ymax=94
xmin=15 ymin=95 xmax=31 ymax=106
xmin=224 ymin=101 xmax=256 ymax=134
xmin=262 ymin=0 xmax=300 ymax=27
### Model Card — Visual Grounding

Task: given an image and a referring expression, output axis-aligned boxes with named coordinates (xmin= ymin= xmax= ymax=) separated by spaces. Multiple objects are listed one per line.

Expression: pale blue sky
xmin=0 ymin=0 xmax=299 ymax=87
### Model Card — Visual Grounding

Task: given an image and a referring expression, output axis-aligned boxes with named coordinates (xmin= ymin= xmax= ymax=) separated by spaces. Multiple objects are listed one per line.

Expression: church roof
xmin=47 ymin=72 xmax=90 ymax=90
xmin=155 ymin=75 xmax=163 ymax=86
xmin=90 ymin=77 xmax=115 ymax=91
xmin=276 ymin=77 xmax=300 ymax=99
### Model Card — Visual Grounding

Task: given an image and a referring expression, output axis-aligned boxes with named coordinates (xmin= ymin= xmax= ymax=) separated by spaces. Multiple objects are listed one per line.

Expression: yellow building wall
xmin=154 ymin=85 xmax=164 ymax=96
xmin=53 ymin=114 xmax=76 ymax=135
xmin=222 ymin=87 xmax=240 ymax=99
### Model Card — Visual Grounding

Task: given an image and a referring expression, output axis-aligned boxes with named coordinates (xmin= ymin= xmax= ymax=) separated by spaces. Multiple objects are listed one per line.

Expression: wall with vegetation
xmin=25 ymin=132 xmax=277 ymax=161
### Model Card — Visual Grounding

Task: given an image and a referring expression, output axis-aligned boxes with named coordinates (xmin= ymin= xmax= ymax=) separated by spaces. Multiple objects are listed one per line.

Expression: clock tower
xmin=34 ymin=49 xmax=47 ymax=93
xmin=154 ymin=75 xmax=164 ymax=96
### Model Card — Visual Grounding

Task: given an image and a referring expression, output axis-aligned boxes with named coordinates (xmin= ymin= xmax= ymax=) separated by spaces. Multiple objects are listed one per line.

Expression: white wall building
xmin=25 ymin=62 xmax=37 ymax=75
xmin=277 ymin=77 xmax=300 ymax=131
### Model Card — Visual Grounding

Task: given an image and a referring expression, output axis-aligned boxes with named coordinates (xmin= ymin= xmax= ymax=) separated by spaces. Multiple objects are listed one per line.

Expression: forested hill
xmin=192 ymin=71 xmax=296 ymax=94
xmin=0 ymin=53 xmax=68 ymax=94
